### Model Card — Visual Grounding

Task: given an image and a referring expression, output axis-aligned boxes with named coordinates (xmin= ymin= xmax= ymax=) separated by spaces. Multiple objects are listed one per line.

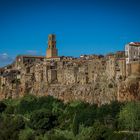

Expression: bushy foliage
xmin=4 ymin=105 xmax=15 ymax=114
xmin=0 ymin=94 xmax=139 ymax=140
xmin=44 ymin=133 xmax=69 ymax=140
xmin=119 ymin=101 xmax=140 ymax=131
xmin=29 ymin=109 xmax=58 ymax=132
xmin=16 ymin=94 xmax=38 ymax=114
xmin=19 ymin=129 xmax=35 ymax=140
xmin=0 ymin=115 xmax=25 ymax=140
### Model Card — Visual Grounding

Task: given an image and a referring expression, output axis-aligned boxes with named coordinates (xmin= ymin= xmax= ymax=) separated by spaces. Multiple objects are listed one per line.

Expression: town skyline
xmin=0 ymin=0 xmax=140 ymax=67
xmin=0 ymin=34 xmax=139 ymax=68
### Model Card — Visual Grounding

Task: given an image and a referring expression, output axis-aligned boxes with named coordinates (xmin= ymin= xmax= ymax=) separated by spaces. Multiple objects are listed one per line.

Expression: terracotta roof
xmin=129 ymin=42 xmax=140 ymax=46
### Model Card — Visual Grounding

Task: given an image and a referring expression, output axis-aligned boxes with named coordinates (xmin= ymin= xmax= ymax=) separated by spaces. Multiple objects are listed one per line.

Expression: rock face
xmin=118 ymin=77 xmax=140 ymax=102
xmin=0 ymin=55 xmax=139 ymax=105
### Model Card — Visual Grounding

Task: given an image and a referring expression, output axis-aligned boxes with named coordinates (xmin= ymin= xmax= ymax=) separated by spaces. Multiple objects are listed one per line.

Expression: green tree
xmin=119 ymin=101 xmax=140 ymax=131
xmin=16 ymin=94 xmax=37 ymax=114
xmin=90 ymin=121 xmax=113 ymax=140
xmin=37 ymin=96 xmax=60 ymax=110
xmin=29 ymin=109 xmax=58 ymax=133
xmin=59 ymin=101 xmax=91 ymax=130
xmin=0 ymin=115 xmax=25 ymax=140
xmin=96 ymin=101 xmax=123 ymax=129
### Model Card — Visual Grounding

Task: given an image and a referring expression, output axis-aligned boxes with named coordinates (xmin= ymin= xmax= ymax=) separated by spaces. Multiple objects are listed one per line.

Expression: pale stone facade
xmin=106 ymin=55 xmax=116 ymax=79
xmin=125 ymin=42 xmax=140 ymax=64
xmin=116 ymin=59 xmax=126 ymax=80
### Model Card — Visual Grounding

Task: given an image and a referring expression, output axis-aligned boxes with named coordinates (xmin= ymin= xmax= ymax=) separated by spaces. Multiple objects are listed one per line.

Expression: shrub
xmin=0 ymin=101 xmax=7 ymax=113
xmin=29 ymin=109 xmax=58 ymax=133
xmin=16 ymin=94 xmax=37 ymax=114
xmin=119 ymin=101 xmax=140 ymax=131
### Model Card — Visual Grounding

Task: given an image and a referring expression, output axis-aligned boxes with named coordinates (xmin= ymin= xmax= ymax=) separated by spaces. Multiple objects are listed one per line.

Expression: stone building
xmin=15 ymin=55 xmax=45 ymax=70
xmin=46 ymin=34 xmax=58 ymax=58
xmin=125 ymin=42 xmax=140 ymax=64
xmin=115 ymin=51 xmax=125 ymax=59
xmin=48 ymin=69 xmax=57 ymax=83
xmin=116 ymin=59 xmax=126 ymax=80
xmin=126 ymin=61 xmax=140 ymax=77
xmin=88 ymin=59 xmax=106 ymax=82
xmin=106 ymin=55 xmax=116 ymax=79
xmin=63 ymin=67 xmax=78 ymax=85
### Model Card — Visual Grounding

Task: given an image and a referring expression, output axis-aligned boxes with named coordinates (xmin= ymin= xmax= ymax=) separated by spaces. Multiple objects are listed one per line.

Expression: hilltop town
xmin=0 ymin=34 xmax=140 ymax=105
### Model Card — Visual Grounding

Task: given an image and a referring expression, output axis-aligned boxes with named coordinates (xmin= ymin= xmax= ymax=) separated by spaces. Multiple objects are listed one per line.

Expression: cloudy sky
xmin=0 ymin=0 xmax=140 ymax=67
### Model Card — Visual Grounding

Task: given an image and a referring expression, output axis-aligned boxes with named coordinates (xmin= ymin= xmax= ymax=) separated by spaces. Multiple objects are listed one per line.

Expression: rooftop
xmin=17 ymin=55 xmax=45 ymax=59
xmin=129 ymin=42 xmax=140 ymax=46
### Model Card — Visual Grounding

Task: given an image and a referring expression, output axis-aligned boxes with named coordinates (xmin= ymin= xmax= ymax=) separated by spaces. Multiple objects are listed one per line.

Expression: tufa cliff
xmin=0 ymin=55 xmax=139 ymax=105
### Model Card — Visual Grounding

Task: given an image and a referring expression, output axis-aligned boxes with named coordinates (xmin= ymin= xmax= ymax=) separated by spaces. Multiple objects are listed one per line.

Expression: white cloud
xmin=0 ymin=53 xmax=13 ymax=67
xmin=0 ymin=53 xmax=9 ymax=59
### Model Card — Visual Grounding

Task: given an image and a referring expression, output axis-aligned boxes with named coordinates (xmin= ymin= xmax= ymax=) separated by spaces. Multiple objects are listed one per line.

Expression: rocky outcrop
xmin=30 ymin=75 xmax=117 ymax=105
xmin=118 ymin=76 xmax=140 ymax=102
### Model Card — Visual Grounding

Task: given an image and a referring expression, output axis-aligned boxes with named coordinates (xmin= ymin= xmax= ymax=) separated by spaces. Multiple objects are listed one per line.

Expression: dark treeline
xmin=0 ymin=94 xmax=139 ymax=140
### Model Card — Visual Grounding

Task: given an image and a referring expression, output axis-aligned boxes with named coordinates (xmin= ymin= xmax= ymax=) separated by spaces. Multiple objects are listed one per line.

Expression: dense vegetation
xmin=0 ymin=94 xmax=139 ymax=140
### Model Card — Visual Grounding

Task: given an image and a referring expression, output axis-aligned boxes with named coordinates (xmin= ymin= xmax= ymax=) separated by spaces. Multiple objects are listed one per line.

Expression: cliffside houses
xmin=0 ymin=35 xmax=140 ymax=101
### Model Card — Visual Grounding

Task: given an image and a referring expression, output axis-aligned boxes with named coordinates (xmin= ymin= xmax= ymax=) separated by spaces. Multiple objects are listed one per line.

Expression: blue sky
xmin=0 ymin=0 xmax=140 ymax=67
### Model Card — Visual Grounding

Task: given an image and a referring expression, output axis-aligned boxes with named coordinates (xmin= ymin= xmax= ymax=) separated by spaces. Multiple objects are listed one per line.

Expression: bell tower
xmin=46 ymin=34 xmax=58 ymax=58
